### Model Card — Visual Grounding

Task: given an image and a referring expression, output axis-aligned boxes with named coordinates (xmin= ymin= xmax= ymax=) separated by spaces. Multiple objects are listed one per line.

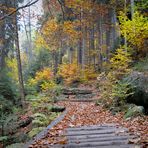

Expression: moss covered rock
xmin=124 ymin=106 xmax=145 ymax=119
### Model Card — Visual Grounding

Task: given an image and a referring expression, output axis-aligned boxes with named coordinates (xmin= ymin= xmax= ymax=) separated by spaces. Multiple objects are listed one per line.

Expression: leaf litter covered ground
xmin=30 ymin=100 xmax=148 ymax=148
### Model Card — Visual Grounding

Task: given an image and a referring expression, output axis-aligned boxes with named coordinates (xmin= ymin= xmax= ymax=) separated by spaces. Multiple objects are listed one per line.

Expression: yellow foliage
xmin=109 ymin=48 xmax=132 ymax=80
xmin=40 ymin=81 xmax=56 ymax=91
xmin=35 ymin=19 xmax=62 ymax=51
xmin=63 ymin=21 xmax=80 ymax=43
xmin=58 ymin=63 xmax=80 ymax=85
xmin=98 ymin=48 xmax=132 ymax=104
xmin=58 ymin=63 xmax=97 ymax=85
xmin=28 ymin=68 xmax=55 ymax=91
xmin=35 ymin=68 xmax=53 ymax=81
xmin=28 ymin=78 xmax=37 ymax=86
xmin=119 ymin=12 xmax=148 ymax=52
xmin=6 ymin=58 xmax=18 ymax=82
xmin=36 ymin=19 xmax=80 ymax=51
xmin=35 ymin=33 xmax=49 ymax=50
xmin=81 ymin=67 xmax=97 ymax=82
xmin=65 ymin=0 xmax=93 ymax=12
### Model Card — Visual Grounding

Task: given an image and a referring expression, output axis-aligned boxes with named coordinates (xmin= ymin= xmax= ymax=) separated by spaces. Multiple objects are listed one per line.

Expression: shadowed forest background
xmin=0 ymin=0 xmax=148 ymax=147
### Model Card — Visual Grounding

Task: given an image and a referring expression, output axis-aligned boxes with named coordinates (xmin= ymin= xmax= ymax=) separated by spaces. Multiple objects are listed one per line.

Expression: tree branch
xmin=0 ymin=0 xmax=39 ymax=20
xmin=57 ymin=0 xmax=65 ymax=20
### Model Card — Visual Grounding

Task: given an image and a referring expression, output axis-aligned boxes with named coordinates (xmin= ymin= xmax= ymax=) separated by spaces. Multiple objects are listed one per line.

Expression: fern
xmin=28 ymin=127 xmax=45 ymax=138
xmin=32 ymin=113 xmax=48 ymax=127
xmin=32 ymin=113 xmax=47 ymax=120
xmin=32 ymin=119 xmax=48 ymax=127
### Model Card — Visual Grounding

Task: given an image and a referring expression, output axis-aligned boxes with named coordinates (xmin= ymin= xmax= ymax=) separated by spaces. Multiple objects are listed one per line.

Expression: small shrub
xmin=112 ymin=80 xmax=134 ymax=106
xmin=97 ymin=48 xmax=132 ymax=107
xmin=28 ymin=68 xmax=55 ymax=92
xmin=80 ymin=67 xmax=98 ymax=82
xmin=58 ymin=63 xmax=80 ymax=85
xmin=109 ymin=48 xmax=132 ymax=80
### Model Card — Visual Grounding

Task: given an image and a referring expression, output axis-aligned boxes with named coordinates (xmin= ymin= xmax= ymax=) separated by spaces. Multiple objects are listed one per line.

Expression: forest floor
xmin=29 ymin=85 xmax=148 ymax=148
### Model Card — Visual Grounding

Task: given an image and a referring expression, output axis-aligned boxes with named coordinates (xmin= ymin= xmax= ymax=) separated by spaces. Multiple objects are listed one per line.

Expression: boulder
xmin=124 ymin=106 xmax=145 ymax=119
xmin=49 ymin=106 xmax=65 ymax=112
xmin=18 ymin=116 xmax=33 ymax=128
xmin=124 ymin=71 xmax=148 ymax=109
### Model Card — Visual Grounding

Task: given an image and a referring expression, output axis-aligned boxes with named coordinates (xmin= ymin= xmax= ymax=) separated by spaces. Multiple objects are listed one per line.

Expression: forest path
xmin=30 ymin=100 xmax=145 ymax=148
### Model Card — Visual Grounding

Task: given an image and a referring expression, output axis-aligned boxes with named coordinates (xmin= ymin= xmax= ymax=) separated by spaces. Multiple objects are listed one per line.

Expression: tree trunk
xmin=78 ymin=38 xmax=82 ymax=66
xmin=106 ymin=8 xmax=112 ymax=61
xmin=124 ymin=0 xmax=127 ymax=49
xmin=28 ymin=0 xmax=33 ymax=61
xmin=130 ymin=0 xmax=134 ymax=20
xmin=0 ymin=10 xmax=6 ymax=70
xmin=68 ymin=47 xmax=74 ymax=64
xmin=82 ymin=27 xmax=86 ymax=70
xmin=53 ymin=51 xmax=59 ymax=75
xmin=97 ymin=12 xmax=103 ymax=71
xmin=14 ymin=15 xmax=25 ymax=108
xmin=90 ymin=25 xmax=95 ymax=69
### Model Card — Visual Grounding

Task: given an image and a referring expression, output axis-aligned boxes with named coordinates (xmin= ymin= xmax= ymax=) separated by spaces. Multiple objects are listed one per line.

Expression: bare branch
xmin=57 ymin=0 xmax=65 ymax=20
xmin=0 ymin=0 xmax=39 ymax=20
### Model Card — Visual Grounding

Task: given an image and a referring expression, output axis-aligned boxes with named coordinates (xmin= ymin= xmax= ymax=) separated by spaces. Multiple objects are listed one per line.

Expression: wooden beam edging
xmin=23 ymin=110 xmax=67 ymax=148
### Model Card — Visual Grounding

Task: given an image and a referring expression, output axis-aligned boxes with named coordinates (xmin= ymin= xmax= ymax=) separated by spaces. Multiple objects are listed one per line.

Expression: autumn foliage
xmin=58 ymin=63 xmax=97 ymax=85
xmin=28 ymin=68 xmax=55 ymax=91
xmin=58 ymin=63 xmax=80 ymax=85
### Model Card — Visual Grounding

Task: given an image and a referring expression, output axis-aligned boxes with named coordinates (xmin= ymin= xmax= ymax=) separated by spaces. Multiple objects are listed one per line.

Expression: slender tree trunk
xmin=124 ymin=0 xmax=127 ymax=49
xmin=28 ymin=0 xmax=33 ymax=61
xmin=89 ymin=25 xmax=95 ymax=69
xmin=68 ymin=47 xmax=74 ymax=64
xmin=78 ymin=38 xmax=82 ymax=65
xmin=59 ymin=41 xmax=63 ymax=64
xmin=97 ymin=12 xmax=103 ymax=71
xmin=0 ymin=10 xmax=6 ymax=70
xmin=82 ymin=27 xmax=86 ymax=70
xmin=106 ymin=10 xmax=111 ymax=61
xmin=14 ymin=15 xmax=25 ymax=108
xmin=53 ymin=51 xmax=59 ymax=75
xmin=77 ymin=9 xmax=82 ymax=67
xmin=131 ymin=0 xmax=134 ymax=19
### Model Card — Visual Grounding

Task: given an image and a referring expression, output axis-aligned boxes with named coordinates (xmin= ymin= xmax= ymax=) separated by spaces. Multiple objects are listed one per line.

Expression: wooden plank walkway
xmin=54 ymin=124 xmax=138 ymax=148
